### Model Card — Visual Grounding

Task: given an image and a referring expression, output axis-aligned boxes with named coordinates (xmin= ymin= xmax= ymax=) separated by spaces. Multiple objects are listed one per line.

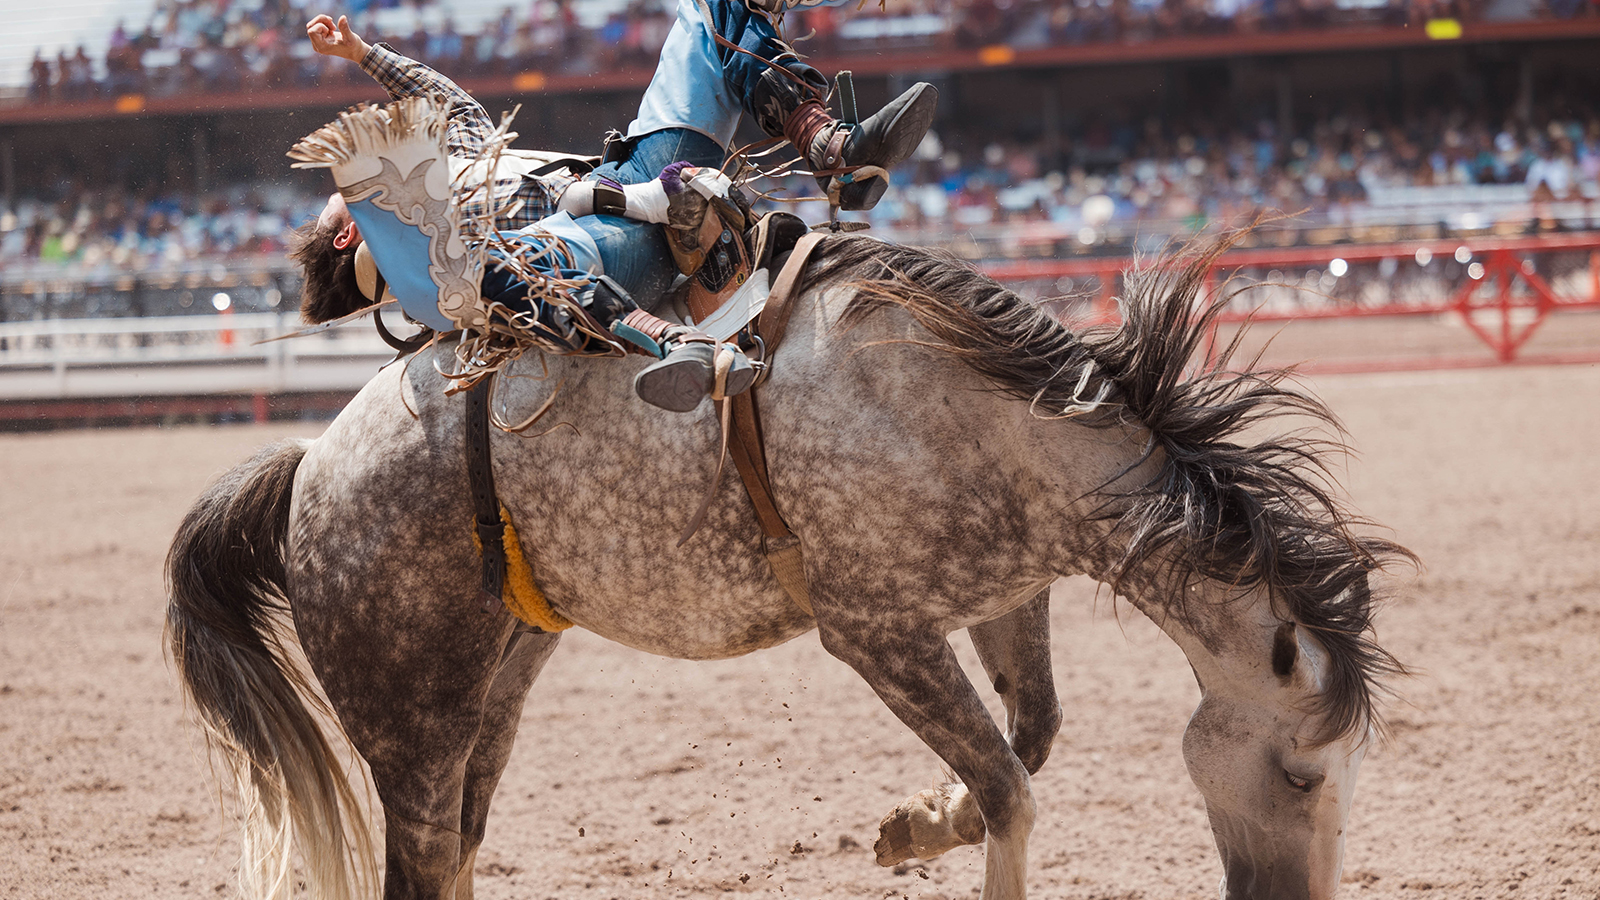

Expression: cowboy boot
xmin=751 ymin=65 xmax=938 ymax=211
xmin=613 ymin=309 xmax=755 ymax=413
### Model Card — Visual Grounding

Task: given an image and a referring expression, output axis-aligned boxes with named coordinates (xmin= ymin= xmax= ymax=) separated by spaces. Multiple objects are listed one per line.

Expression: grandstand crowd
xmin=2 ymin=0 xmax=1597 ymax=285
xmin=21 ymin=0 xmax=1599 ymax=105
xmin=4 ymin=99 xmax=1597 ymax=276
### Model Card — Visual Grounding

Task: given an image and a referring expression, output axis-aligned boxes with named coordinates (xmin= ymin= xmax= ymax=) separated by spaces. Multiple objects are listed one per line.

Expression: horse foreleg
xmin=454 ymin=627 xmax=562 ymax=900
xmin=875 ymin=589 xmax=1061 ymax=868
xmin=818 ymin=619 xmax=1034 ymax=900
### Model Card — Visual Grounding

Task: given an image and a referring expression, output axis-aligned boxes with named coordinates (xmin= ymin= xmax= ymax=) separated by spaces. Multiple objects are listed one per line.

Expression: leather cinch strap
xmin=758 ymin=231 xmax=825 ymax=353
xmin=465 ymin=378 xmax=509 ymax=616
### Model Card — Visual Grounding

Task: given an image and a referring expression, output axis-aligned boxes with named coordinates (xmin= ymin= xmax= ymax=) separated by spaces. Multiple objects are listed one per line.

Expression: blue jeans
xmin=626 ymin=0 xmax=829 ymax=145
xmin=575 ymin=128 xmax=726 ymax=308
xmin=483 ymin=0 xmax=834 ymax=339
xmin=479 ymin=127 xmax=725 ymax=344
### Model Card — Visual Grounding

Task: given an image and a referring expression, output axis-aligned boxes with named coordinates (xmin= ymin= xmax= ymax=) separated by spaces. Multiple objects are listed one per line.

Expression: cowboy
xmin=294 ymin=4 xmax=936 ymax=411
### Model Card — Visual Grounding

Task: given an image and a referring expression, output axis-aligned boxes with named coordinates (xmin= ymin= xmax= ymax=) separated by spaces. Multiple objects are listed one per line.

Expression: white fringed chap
xmin=289 ymin=97 xmax=485 ymax=331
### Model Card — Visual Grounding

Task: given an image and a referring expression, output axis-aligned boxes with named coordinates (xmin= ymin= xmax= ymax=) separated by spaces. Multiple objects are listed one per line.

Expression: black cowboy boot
xmin=518 ymin=275 xmax=756 ymax=411
xmin=612 ymin=309 xmax=755 ymax=413
xmin=752 ymin=65 xmax=938 ymax=211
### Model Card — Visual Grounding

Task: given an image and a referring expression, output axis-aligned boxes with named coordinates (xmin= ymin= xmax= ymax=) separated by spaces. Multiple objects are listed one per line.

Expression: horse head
xmin=1181 ymin=613 xmax=1372 ymax=900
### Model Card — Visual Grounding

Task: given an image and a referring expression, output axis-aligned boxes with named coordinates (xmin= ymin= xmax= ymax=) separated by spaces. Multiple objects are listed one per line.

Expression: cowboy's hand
xmin=306 ymin=15 xmax=370 ymax=62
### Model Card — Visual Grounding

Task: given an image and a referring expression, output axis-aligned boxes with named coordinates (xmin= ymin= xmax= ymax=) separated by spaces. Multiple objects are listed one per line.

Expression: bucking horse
xmin=167 ymin=234 xmax=1410 ymax=900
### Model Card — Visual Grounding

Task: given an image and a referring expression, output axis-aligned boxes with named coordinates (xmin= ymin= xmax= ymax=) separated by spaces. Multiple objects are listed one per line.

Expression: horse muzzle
xmin=1216 ymin=846 xmax=1326 ymax=900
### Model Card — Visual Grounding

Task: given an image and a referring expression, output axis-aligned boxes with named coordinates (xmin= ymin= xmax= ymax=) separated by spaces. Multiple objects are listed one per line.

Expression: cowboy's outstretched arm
xmin=306 ymin=13 xmax=493 ymax=157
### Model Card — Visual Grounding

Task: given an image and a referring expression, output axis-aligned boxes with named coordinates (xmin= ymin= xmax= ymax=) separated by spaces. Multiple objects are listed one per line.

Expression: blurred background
xmin=0 ymin=0 xmax=1596 ymax=426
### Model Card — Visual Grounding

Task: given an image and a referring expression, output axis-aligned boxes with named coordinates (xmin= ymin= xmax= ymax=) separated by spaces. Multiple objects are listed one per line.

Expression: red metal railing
xmin=982 ymin=233 xmax=1600 ymax=364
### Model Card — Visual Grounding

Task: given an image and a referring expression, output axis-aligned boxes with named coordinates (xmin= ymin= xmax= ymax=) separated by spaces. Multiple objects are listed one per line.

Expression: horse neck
xmin=1024 ymin=422 xmax=1281 ymax=676
xmin=1113 ymin=562 xmax=1281 ymax=684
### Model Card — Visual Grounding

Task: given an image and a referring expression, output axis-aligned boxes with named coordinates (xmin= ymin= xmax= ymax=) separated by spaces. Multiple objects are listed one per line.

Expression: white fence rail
xmin=0 ymin=312 xmax=399 ymax=400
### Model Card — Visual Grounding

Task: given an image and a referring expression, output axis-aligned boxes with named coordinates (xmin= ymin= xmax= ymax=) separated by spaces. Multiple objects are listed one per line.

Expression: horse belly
xmin=547 ymin=573 xmax=816 ymax=660
xmin=489 ymin=376 xmax=818 ymax=660
xmin=511 ymin=512 xmax=818 ymax=660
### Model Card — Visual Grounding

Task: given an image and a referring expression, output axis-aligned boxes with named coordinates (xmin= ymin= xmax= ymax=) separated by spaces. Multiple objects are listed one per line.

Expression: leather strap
xmin=726 ymin=392 xmax=812 ymax=616
xmin=819 ymin=126 xmax=850 ymax=171
xmin=719 ymin=233 xmax=829 ymax=618
xmin=373 ymin=311 xmax=431 ymax=355
xmin=593 ymin=179 xmax=627 ymax=217
xmin=758 ymin=232 xmax=827 ymax=359
xmin=531 ymin=157 xmax=596 ymax=177
xmin=465 ymin=378 xmax=509 ymax=616
xmin=726 ymin=393 xmax=787 ymax=539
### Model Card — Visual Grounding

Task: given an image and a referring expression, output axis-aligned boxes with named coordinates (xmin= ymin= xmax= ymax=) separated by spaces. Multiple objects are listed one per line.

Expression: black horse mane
xmin=807 ymin=234 xmax=1414 ymax=743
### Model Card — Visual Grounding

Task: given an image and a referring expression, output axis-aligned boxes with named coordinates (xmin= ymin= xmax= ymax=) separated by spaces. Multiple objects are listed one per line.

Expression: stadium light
xmin=1081 ymin=194 xmax=1114 ymax=227
xmin=212 ymin=292 xmax=232 ymax=311
xmin=1416 ymin=247 xmax=1433 ymax=266
xmin=1328 ymin=258 xmax=1348 ymax=278
xmin=1454 ymin=246 xmax=1472 ymax=264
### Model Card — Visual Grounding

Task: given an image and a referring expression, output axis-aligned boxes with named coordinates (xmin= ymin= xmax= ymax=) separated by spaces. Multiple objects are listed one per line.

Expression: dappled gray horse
xmin=168 ymin=235 xmax=1408 ymax=900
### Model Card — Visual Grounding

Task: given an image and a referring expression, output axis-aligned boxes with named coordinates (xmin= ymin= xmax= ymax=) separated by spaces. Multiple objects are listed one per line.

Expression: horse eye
xmin=1284 ymin=771 xmax=1313 ymax=792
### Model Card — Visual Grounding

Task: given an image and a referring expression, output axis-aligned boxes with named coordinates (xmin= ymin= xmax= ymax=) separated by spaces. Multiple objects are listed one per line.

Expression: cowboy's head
xmin=317 ymin=191 xmax=362 ymax=247
xmin=289 ymin=192 xmax=366 ymax=323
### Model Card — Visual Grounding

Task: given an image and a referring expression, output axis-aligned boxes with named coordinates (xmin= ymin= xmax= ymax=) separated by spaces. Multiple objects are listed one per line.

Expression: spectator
xmin=18 ymin=0 xmax=1558 ymax=106
xmin=28 ymin=50 xmax=51 ymax=102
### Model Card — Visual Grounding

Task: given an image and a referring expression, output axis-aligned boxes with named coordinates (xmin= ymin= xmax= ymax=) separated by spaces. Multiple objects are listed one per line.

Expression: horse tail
xmin=165 ymin=439 xmax=374 ymax=900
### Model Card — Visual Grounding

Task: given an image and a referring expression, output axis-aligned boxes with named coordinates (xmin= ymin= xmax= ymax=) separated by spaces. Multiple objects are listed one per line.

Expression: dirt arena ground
xmin=2 ymin=356 xmax=1598 ymax=899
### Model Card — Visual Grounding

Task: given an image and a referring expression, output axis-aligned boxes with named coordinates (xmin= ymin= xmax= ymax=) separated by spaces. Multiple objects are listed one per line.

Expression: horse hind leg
xmin=970 ymin=589 xmax=1062 ymax=774
xmin=295 ymin=574 xmax=519 ymax=900
xmin=817 ymin=613 xmax=1034 ymax=900
xmin=875 ymin=589 xmax=1060 ymax=869
xmin=453 ymin=626 xmax=562 ymax=900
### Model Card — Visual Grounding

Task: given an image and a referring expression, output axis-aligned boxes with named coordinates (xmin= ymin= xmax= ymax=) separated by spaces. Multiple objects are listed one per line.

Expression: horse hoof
xmin=875 ymin=806 xmax=917 ymax=866
xmin=874 ymin=783 xmax=985 ymax=866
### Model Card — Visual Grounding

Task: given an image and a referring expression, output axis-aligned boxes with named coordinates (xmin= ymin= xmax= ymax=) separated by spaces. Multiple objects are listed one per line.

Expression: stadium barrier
xmin=2 ymin=234 xmax=1597 ymax=426
xmin=985 ymin=233 xmax=1600 ymax=366
xmin=0 ymin=311 xmax=394 ymax=427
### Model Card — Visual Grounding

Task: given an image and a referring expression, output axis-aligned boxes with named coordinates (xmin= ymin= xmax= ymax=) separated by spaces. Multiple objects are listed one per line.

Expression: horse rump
xmin=165 ymin=439 xmax=374 ymax=900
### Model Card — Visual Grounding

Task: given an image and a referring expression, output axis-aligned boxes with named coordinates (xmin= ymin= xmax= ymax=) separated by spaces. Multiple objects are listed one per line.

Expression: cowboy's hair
xmin=288 ymin=221 xmax=365 ymax=324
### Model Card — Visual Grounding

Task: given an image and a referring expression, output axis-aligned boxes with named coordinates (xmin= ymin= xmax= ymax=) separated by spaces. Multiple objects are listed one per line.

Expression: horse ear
xmin=1271 ymin=621 xmax=1298 ymax=679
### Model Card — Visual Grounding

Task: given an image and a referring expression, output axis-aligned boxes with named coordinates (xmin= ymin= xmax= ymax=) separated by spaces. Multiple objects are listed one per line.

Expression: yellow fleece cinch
xmin=472 ymin=506 xmax=573 ymax=632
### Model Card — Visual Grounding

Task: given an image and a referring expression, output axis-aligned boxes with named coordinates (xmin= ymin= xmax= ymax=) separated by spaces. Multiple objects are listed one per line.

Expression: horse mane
xmin=807 ymin=234 xmax=1414 ymax=742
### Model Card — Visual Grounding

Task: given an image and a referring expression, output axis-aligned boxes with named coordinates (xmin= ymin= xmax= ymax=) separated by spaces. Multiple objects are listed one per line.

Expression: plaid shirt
xmin=359 ymin=43 xmax=575 ymax=229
